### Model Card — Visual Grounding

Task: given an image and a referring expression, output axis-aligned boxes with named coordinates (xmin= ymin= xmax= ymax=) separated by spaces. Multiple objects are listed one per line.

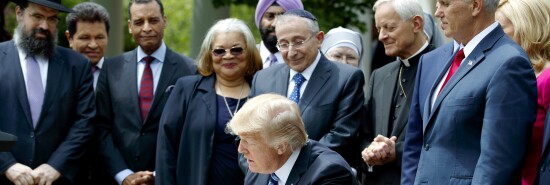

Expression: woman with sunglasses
xmin=155 ymin=18 xmax=262 ymax=185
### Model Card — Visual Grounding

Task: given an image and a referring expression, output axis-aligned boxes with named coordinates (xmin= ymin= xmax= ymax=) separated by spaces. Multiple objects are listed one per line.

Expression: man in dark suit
xmin=95 ymin=0 xmax=195 ymax=184
xmin=401 ymin=0 xmax=537 ymax=184
xmin=360 ymin=0 xmax=433 ymax=184
xmin=249 ymin=9 xmax=365 ymax=165
xmin=65 ymin=2 xmax=109 ymax=91
xmin=227 ymin=94 xmax=357 ymax=185
xmin=0 ymin=0 xmax=95 ymax=184
xmin=537 ymin=109 xmax=550 ymax=185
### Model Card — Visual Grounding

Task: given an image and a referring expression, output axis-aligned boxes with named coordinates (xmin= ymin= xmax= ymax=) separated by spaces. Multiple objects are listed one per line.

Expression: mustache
xmin=32 ymin=28 xmax=53 ymax=39
xmin=260 ymin=27 xmax=275 ymax=35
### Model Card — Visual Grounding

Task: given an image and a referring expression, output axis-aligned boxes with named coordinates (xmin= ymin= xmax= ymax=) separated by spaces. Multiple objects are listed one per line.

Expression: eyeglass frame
xmin=276 ymin=34 xmax=316 ymax=51
xmin=27 ymin=12 xmax=60 ymax=25
xmin=211 ymin=46 xmax=245 ymax=57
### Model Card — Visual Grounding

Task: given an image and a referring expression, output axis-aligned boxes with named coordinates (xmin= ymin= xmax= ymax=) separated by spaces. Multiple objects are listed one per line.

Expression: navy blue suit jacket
xmin=249 ymin=53 xmax=365 ymax=163
xmin=402 ymin=26 xmax=537 ymax=185
xmin=95 ymin=48 xmax=196 ymax=179
xmin=0 ymin=40 xmax=95 ymax=183
xmin=537 ymin=109 xmax=550 ymax=184
xmin=244 ymin=140 xmax=357 ymax=185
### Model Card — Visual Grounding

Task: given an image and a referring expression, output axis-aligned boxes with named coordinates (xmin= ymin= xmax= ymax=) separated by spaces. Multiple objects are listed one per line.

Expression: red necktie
xmin=139 ymin=56 xmax=155 ymax=122
xmin=439 ymin=49 xmax=464 ymax=94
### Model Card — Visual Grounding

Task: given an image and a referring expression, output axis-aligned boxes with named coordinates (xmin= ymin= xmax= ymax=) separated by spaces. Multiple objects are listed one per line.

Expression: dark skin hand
xmin=122 ymin=171 xmax=154 ymax=185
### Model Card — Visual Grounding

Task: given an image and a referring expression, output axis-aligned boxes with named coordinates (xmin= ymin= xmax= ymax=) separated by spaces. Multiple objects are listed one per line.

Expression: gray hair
xmin=373 ymin=0 xmax=425 ymax=21
xmin=483 ymin=0 xmax=500 ymax=13
xmin=227 ymin=94 xmax=308 ymax=151
xmin=66 ymin=2 xmax=110 ymax=38
xmin=275 ymin=14 xmax=319 ymax=36
xmin=196 ymin=18 xmax=263 ymax=78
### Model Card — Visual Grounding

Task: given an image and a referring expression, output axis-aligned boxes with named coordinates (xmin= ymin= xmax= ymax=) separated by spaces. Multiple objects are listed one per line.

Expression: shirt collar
xmin=137 ymin=41 xmax=166 ymax=63
xmin=274 ymin=148 xmax=301 ymax=184
xmin=397 ymin=41 xmax=429 ymax=67
xmin=96 ymin=57 xmax=105 ymax=69
xmin=289 ymin=51 xmax=321 ymax=83
xmin=462 ymin=22 xmax=499 ymax=59
xmin=259 ymin=41 xmax=281 ymax=63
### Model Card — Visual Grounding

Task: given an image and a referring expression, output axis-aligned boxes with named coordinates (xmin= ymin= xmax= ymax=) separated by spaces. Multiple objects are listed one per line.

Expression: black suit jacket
xmin=0 ymin=40 xmax=95 ymax=183
xmin=250 ymin=53 xmax=365 ymax=162
xmin=156 ymin=75 xmax=244 ymax=185
xmin=95 ymin=48 xmax=196 ymax=179
xmin=361 ymin=45 xmax=434 ymax=185
xmin=244 ymin=140 xmax=357 ymax=185
xmin=537 ymin=109 xmax=550 ymax=185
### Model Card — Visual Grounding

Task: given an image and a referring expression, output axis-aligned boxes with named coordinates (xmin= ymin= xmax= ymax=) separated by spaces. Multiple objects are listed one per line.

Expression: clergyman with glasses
xmin=249 ymin=9 xmax=366 ymax=169
xmin=0 ymin=0 xmax=95 ymax=184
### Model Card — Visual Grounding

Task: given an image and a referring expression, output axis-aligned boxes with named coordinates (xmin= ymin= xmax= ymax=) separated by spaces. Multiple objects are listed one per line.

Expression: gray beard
xmin=14 ymin=23 xmax=57 ymax=59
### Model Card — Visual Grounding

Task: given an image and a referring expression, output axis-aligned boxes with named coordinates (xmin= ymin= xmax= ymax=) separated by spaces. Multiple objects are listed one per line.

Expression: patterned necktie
xmin=91 ymin=65 xmax=98 ymax=73
xmin=439 ymin=49 xmax=464 ymax=94
xmin=268 ymin=54 xmax=277 ymax=67
xmin=26 ymin=56 xmax=44 ymax=127
xmin=289 ymin=73 xmax=306 ymax=103
xmin=139 ymin=56 xmax=155 ymax=122
xmin=268 ymin=173 xmax=279 ymax=185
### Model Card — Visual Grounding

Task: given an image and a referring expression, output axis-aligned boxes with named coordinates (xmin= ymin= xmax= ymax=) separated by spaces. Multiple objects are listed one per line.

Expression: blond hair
xmin=226 ymin=94 xmax=308 ymax=151
xmin=498 ymin=0 xmax=550 ymax=73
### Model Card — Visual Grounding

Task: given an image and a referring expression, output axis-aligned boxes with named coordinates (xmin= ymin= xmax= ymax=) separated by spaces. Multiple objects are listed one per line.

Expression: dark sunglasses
xmin=212 ymin=47 xmax=245 ymax=57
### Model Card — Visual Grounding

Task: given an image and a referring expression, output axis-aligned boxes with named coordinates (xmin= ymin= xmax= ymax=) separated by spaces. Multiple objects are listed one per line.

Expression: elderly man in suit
xmin=401 ymin=0 xmax=537 ymax=184
xmin=0 ymin=0 xmax=95 ymax=184
xmin=360 ymin=0 xmax=434 ymax=184
xmin=249 ymin=9 xmax=365 ymax=166
xmin=255 ymin=0 xmax=303 ymax=68
xmin=537 ymin=109 xmax=550 ymax=185
xmin=95 ymin=0 xmax=196 ymax=185
xmin=227 ymin=93 xmax=357 ymax=185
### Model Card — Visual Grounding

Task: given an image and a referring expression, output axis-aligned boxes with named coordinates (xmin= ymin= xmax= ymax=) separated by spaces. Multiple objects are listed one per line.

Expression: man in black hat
xmin=0 ymin=0 xmax=95 ymax=185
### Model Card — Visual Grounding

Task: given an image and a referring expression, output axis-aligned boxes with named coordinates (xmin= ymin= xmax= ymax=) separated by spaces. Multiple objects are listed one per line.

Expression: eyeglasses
xmin=276 ymin=35 xmax=315 ymax=51
xmin=212 ymin=47 xmax=245 ymax=57
xmin=27 ymin=12 xmax=59 ymax=25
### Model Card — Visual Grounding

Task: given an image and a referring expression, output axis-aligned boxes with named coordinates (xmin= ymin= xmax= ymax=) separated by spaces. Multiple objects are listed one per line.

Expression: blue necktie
xmin=26 ymin=56 xmax=44 ymax=127
xmin=289 ymin=73 xmax=306 ymax=103
xmin=268 ymin=173 xmax=279 ymax=185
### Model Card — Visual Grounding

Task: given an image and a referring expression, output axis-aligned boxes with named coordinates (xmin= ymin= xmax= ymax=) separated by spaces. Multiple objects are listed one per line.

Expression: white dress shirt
xmin=286 ymin=52 xmax=321 ymax=99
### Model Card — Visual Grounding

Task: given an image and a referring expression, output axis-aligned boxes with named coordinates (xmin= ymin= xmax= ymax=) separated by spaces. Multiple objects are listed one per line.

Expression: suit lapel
xmin=147 ymin=49 xmax=177 ymax=123
xmin=3 ymin=41 xmax=33 ymax=127
xmin=299 ymin=56 xmax=331 ymax=112
xmin=542 ymin=111 xmax=550 ymax=156
xmin=378 ymin=62 xmax=399 ymax=136
xmin=423 ymin=44 xmax=455 ymax=133
xmin=122 ymin=50 xmax=141 ymax=123
xmin=287 ymin=142 xmax=312 ymax=185
xmin=199 ymin=76 xmax=217 ymax=127
xmin=425 ymin=26 xmax=504 ymax=134
xmin=276 ymin=65 xmax=291 ymax=96
xmin=36 ymin=50 xmax=64 ymax=128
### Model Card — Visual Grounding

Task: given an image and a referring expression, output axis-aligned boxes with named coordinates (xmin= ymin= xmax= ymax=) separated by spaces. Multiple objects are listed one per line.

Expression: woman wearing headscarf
xmin=321 ymin=27 xmax=364 ymax=68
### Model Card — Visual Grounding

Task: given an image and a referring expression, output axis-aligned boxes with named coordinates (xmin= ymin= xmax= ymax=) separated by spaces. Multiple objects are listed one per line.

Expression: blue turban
xmin=255 ymin=0 xmax=304 ymax=29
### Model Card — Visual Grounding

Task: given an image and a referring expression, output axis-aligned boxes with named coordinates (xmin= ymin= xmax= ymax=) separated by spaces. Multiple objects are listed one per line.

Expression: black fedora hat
xmin=10 ymin=0 xmax=74 ymax=13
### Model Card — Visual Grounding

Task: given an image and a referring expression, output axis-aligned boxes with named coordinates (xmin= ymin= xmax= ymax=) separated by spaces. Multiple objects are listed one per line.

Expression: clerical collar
xmin=397 ymin=41 xmax=429 ymax=67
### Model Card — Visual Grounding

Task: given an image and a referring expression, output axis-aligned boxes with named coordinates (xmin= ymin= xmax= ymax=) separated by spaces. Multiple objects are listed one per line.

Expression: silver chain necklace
xmin=217 ymin=82 xmax=245 ymax=118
